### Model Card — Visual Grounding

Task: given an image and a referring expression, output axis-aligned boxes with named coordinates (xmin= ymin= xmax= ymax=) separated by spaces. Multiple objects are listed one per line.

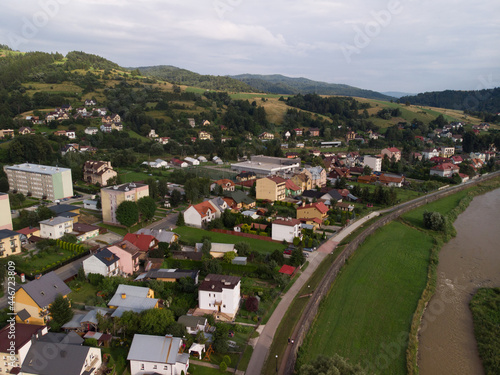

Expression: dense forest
xmin=400 ymin=88 xmax=500 ymax=117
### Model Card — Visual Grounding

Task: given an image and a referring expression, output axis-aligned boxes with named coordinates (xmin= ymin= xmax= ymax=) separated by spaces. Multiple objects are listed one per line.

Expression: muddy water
xmin=418 ymin=188 xmax=500 ymax=374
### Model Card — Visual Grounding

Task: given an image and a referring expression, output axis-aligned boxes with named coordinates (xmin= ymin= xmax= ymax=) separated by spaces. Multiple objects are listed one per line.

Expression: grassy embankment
xmin=297 ymin=177 xmax=500 ymax=375
xmin=469 ymin=288 xmax=500 ymax=375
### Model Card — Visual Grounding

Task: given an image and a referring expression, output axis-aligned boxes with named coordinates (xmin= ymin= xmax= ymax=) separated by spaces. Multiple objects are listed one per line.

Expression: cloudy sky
xmin=1 ymin=0 xmax=499 ymax=94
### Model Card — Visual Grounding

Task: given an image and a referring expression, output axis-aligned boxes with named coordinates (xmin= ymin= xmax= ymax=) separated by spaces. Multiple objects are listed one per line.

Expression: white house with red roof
xmin=430 ymin=163 xmax=459 ymax=178
xmin=272 ymin=217 xmax=302 ymax=242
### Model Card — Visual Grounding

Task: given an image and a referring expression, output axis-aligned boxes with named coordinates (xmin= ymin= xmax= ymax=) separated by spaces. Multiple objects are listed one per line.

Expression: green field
xmin=301 ymin=221 xmax=434 ymax=374
xmin=188 ymin=364 xmax=231 ymax=374
xmin=174 ymin=226 xmax=285 ymax=254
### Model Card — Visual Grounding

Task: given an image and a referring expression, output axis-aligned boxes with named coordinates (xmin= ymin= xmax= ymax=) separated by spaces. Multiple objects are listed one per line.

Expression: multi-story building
xmin=0 ymin=229 xmax=21 ymax=258
xmin=272 ymin=218 xmax=302 ymax=242
xmin=101 ymin=183 xmax=149 ymax=225
xmin=4 ymin=163 xmax=73 ymax=201
xmin=256 ymin=176 xmax=287 ymax=201
xmin=303 ymin=166 xmax=326 ymax=188
xmin=39 ymin=217 xmax=74 ymax=239
xmin=381 ymin=147 xmax=402 ymax=162
xmin=363 ymin=155 xmax=382 ymax=172
xmin=296 ymin=202 xmax=329 ymax=221
xmin=0 ymin=193 xmax=13 ymax=230
xmin=83 ymin=160 xmax=117 ymax=186
xmin=198 ymin=274 xmax=241 ymax=320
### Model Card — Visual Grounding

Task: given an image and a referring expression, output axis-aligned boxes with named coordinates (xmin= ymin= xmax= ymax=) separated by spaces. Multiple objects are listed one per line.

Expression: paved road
xmin=245 ymin=212 xmax=381 ymax=375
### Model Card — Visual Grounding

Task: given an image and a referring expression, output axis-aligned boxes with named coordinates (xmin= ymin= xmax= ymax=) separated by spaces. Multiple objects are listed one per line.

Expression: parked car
xmin=283 ymin=249 xmax=293 ymax=255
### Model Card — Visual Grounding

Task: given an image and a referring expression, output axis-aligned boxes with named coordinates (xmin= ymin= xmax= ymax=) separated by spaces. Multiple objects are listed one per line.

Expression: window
xmin=140 ymin=364 xmax=144 ymax=370
xmin=164 ymin=366 xmax=168 ymax=370
xmin=153 ymin=365 xmax=157 ymax=369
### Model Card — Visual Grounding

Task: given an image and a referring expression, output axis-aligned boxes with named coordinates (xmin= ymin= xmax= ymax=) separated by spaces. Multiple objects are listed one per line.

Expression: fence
xmin=284 ymin=171 xmax=500 ymax=374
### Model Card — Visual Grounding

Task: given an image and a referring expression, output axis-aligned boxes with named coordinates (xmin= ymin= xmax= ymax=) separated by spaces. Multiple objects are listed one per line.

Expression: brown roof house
xmin=83 ymin=160 xmax=117 ymax=186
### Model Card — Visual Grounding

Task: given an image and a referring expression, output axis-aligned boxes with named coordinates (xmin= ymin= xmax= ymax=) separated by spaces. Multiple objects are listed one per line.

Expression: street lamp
xmin=275 ymin=354 xmax=278 ymax=373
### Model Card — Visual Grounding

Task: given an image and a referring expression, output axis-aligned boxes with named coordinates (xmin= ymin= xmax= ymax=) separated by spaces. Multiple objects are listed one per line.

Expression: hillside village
xmin=0 ymin=50 xmax=499 ymax=375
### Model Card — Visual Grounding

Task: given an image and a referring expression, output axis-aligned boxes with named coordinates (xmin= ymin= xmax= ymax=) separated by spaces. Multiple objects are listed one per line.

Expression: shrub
xmin=219 ymin=362 xmax=228 ymax=372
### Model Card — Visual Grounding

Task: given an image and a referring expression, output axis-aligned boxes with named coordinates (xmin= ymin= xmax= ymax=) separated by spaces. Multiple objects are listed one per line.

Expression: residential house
xmin=54 ymin=130 xmax=67 ymax=137
xmin=363 ymin=155 xmax=382 ymax=172
xmin=101 ymin=182 xmax=149 ymax=225
xmin=48 ymin=204 xmax=80 ymax=224
xmin=108 ymin=285 xmax=158 ymax=317
xmin=439 ymin=146 xmax=455 ymax=158
xmin=80 ymin=145 xmax=98 ymax=153
xmin=0 ymin=193 xmax=13 ymax=230
xmin=378 ymin=174 xmax=404 ymax=187
xmin=422 ymin=148 xmax=440 ymax=160
xmin=66 ymin=130 xmax=76 ymax=139
xmin=178 ymin=316 xmax=207 ymax=335
xmin=184 ymin=198 xmax=227 ymax=228
xmin=184 ymin=157 xmax=199 ymax=166
xmin=285 ymin=179 xmax=302 ymax=196
xmin=272 ymin=218 xmax=302 ymax=243
xmin=381 ymin=147 xmax=401 ymax=162
xmin=73 ymin=222 xmax=100 ymax=242
xmin=258 ymin=132 xmax=274 ymax=140
xmin=328 ymin=167 xmax=351 ymax=181
xmin=296 ymin=202 xmax=329 ymax=221
xmin=291 ymin=173 xmax=312 ymax=192
xmin=123 ymin=232 xmax=158 ymax=253
xmin=451 ymin=155 xmax=463 ymax=164
xmin=308 ymin=127 xmax=320 ymax=137
xmin=320 ymin=189 xmax=343 ymax=203
xmin=412 ymin=152 xmax=423 ymax=161
xmin=256 ymin=176 xmax=287 ymax=201
xmin=20 ymin=334 xmax=101 ymax=375
xmin=100 ymin=124 xmax=113 ymax=133
xmin=196 ymin=242 xmax=236 ymax=259
xmin=236 ymin=171 xmax=256 ymax=182
xmin=148 ymin=129 xmax=158 ymax=138
xmin=83 ymin=160 xmax=117 ymax=187
xmin=155 ymin=136 xmax=170 ymax=145
xmin=39 ymin=217 xmax=73 ymax=239
xmin=127 ymin=334 xmax=189 ymax=375
xmin=336 ymin=202 xmax=355 ymax=212
xmin=212 ymin=179 xmax=235 ymax=192
xmin=14 ymin=271 xmax=71 ymax=325
xmin=357 ymin=175 xmax=377 ymax=184
xmin=61 ymin=144 xmax=77 ymax=156
xmin=83 ymin=248 xmax=121 ymax=277
xmin=107 ymin=241 xmax=141 ymax=275
xmin=430 ymin=163 xmax=459 ymax=178
xmin=198 ymin=131 xmax=212 ymax=140
xmin=223 ymin=190 xmax=255 ymax=210
xmin=202 ymin=120 xmax=211 ymax=126
xmin=16 ymin=226 xmax=40 ymax=244
xmin=136 ymin=228 xmax=179 ymax=244
xmin=294 ymin=128 xmax=303 ymax=136
xmin=197 ymin=156 xmax=208 ymax=163
xmin=85 ymin=127 xmax=99 ymax=135
xmin=301 ymin=189 xmax=325 ymax=202
xmin=198 ymin=274 xmax=241 ymax=319
xmin=83 ymin=199 xmax=99 ymax=210
xmin=171 ymin=158 xmax=188 ymax=168
xmin=303 ymin=166 xmax=326 ymax=188
xmin=85 ymin=99 xmax=96 ymax=106
xmin=19 ymin=126 xmax=33 ymax=135
xmin=0 ymin=229 xmax=21 ymax=258
xmin=345 ymin=131 xmax=356 ymax=142
xmin=0 ymin=324 xmax=48 ymax=374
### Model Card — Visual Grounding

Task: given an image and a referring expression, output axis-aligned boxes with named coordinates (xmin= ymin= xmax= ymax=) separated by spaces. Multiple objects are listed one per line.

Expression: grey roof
xmin=324 ymin=189 xmax=343 ymax=201
xmin=228 ymin=190 xmax=254 ymax=205
xmin=302 ymin=190 xmax=324 ymax=199
xmin=178 ymin=315 xmax=207 ymax=328
xmin=48 ymin=204 xmax=79 ymax=215
xmin=111 ymin=306 xmax=145 ymax=318
xmin=145 ymin=268 xmax=198 ymax=280
xmin=127 ymin=334 xmax=183 ymax=364
xmin=136 ymin=228 xmax=177 ymax=243
xmin=94 ymin=248 xmax=120 ymax=267
xmin=62 ymin=314 xmax=85 ymax=329
xmin=39 ymin=216 xmax=73 ymax=226
xmin=0 ymin=229 xmax=20 ymax=240
xmin=81 ymin=308 xmax=107 ymax=325
xmin=5 ymin=163 xmax=70 ymax=176
xmin=37 ymin=331 xmax=84 ymax=345
xmin=108 ymin=285 xmax=158 ymax=311
xmin=21 ymin=341 xmax=91 ymax=375
xmin=21 ymin=271 xmax=71 ymax=308
xmin=103 ymin=182 xmax=147 ymax=192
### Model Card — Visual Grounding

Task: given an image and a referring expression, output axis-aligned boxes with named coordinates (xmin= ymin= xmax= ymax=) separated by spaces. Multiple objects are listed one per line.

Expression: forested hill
xmin=137 ymin=65 xmax=256 ymax=92
xmin=400 ymin=88 xmax=500 ymax=115
xmin=229 ymin=74 xmax=393 ymax=100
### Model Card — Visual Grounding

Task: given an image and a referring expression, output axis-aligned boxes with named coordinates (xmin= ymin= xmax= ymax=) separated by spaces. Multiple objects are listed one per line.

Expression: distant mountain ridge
xmin=229 ymin=74 xmax=394 ymax=100
xmin=382 ymin=91 xmax=415 ymax=99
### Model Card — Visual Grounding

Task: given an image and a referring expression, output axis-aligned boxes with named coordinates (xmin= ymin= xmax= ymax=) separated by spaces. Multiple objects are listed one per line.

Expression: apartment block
xmin=101 ymin=183 xmax=149 ymax=224
xmin=4 ymin=163 xmax=73 ymax=201
xmin=0 ymin=193 xmax=13 ymax=230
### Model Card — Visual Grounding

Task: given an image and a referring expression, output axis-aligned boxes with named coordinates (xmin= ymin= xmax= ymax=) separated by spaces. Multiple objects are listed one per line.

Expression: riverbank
xmin=417 ymin=185 xmax=500 ymax=374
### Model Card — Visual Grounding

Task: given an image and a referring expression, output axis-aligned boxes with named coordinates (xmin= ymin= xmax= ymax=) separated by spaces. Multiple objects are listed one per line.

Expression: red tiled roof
xmin=285 ymin=179 xmax=301 ymax=191
xmin=215 ymin=179 xmax=234 ymax=187
xmin=123 ymin=233 xmax=156 ymax=252
xmin=296 ymin=202 xmax=329 ymax=214
xmin=273 ymin=218 xmax=301 ymax=226
xmin=17 ymin=227 xmax=39 ymax=235
xmin=431 ymin=163 xmax=459 ymax=171
xmin=267 ymin=176 xmax=287 ymax=184
xmin=190 ymin=201 xmax=216 ymax=218
xmin=279 ymin=265 xmax=296 ymax=275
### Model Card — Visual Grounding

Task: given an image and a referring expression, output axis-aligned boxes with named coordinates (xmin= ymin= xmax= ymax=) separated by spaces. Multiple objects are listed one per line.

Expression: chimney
xmin=121 ymin=293 xmax=126 ymax=299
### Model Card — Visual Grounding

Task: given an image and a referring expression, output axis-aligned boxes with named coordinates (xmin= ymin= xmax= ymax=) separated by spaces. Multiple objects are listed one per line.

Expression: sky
xmin=1 ymin=0 xmax=499 ymax=94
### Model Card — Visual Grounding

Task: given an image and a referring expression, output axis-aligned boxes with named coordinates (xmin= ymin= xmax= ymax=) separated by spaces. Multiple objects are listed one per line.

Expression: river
xmin=418 ymin=188 xmax=500 ymax=374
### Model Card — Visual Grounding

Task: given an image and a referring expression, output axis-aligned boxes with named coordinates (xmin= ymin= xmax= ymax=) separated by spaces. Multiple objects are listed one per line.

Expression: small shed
xmin=279 ymin=265 xmax=297 ymax=276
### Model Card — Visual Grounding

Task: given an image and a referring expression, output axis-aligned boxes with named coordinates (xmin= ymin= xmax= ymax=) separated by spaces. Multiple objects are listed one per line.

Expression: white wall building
xmin=83 ymin=248 xmax=120 ymax=277
xmin=272 ymin=218 xmax=302 ymax=242
xmin=184 ymin=157 xmax=200 ymax=166
xmin=363 ymin=155 xmax=382 ymax=172
xmin=127 ymin=334 xmax=189 ymax=375
xmin=183 ymin=198 xmax=227 ymax=228
xmin=198 ymin=274 xmax=241 ymax=320
xmin=39 ymin=217 xmax=73 ymax=239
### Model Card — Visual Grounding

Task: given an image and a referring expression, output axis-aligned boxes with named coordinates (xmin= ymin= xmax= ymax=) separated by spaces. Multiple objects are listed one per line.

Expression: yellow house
xmin=0 ymin=193 xmax=13 ymax=230
xmin=256 ymin=176 xmax=287 ymax=201
xmin=107 ymin=285 xmax=158 ymax=317
xmin=291 ymin=173 xmax=312 ymax=192
xmin=0 ymin=229 xmax=21 ymax=258
xmin=296 ymin=202 xmax=329 ymax=221
xmin=15 ymin=272 xmax=71 ymax=325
